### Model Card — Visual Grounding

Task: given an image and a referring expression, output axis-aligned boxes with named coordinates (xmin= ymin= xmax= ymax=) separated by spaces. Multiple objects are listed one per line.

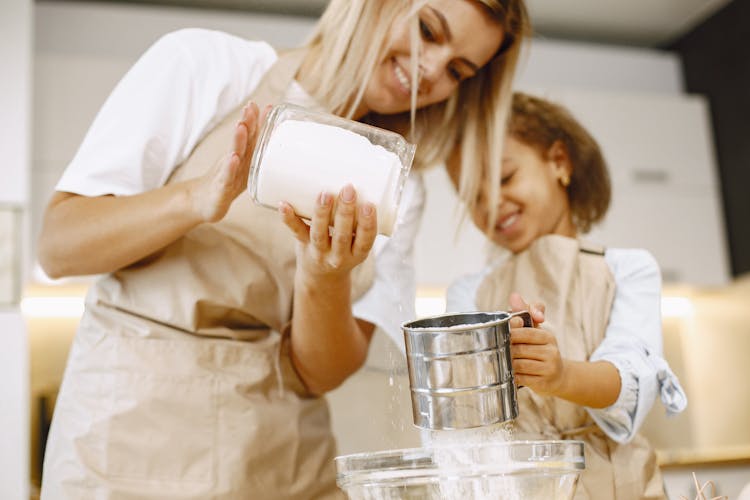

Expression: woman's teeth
xmin=394 ymin=63 xmax=411 ymax=93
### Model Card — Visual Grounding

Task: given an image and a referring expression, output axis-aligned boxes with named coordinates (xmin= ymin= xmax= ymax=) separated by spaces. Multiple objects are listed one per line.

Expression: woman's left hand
xmin=279 ymin=184 xmax=377 ymax=280
xmin=508 ymin=293 xmax=567 ymax=397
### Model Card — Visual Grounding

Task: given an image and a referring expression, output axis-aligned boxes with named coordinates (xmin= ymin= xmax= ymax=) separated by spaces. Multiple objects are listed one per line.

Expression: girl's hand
xmin=189 ymin=101 xmax=267 ymax=223
xmin=508 ymin=292 xmax=567 ymax=397
xmin=509 ymin=292 xmax=545 ymax=327
xmin=279 ymin=184 xmax=378 ymax=280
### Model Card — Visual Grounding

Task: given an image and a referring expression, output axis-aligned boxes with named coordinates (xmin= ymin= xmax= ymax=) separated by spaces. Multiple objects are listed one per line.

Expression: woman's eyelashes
xmin=419 ymin=18 xmax=436 ymax=42
xmin=501 ymin=170 xmax=516 ymax=186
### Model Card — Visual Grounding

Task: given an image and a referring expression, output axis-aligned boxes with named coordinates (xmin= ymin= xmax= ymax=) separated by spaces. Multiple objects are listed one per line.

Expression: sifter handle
xmin=509 ymin=310 xmax=533 ymax=328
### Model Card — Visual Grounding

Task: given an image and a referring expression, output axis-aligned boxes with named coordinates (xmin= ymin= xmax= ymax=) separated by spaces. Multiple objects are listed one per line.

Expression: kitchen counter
xmin=658 ymin=445 xmax=750 ymax=468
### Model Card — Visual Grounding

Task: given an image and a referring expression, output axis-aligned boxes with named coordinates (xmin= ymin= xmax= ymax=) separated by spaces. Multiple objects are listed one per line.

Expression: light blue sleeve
xmin=587 ymin=249 xmax=688 ymax=443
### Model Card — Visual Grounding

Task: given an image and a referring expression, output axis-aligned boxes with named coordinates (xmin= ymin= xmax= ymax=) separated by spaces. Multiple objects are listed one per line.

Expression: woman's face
xmin=361 ymin=0 xmax=505 ymax=115
xmin=471 ymin=136 xmax=576 ymax=254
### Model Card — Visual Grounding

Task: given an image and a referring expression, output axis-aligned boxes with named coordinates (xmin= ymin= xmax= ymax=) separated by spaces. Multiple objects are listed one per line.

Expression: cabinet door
xmin=538 ymin=89 xmax=721 ymax=193
xmin=587 ymin=188 xmax=730 ymax=285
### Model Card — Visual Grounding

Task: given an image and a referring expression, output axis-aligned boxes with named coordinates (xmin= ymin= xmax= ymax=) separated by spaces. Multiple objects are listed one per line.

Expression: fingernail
xmin=319 ymin=192 xmax=331 ymax=206
xmin=360 ymin=203 xmax=373 ymax=216
xmin=341 ymin=184 xmax=355 ymax=203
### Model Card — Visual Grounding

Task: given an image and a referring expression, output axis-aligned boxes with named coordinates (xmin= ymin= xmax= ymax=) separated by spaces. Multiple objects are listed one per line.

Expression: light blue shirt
xmin=446 ymin=248 xmax=688 ymax=444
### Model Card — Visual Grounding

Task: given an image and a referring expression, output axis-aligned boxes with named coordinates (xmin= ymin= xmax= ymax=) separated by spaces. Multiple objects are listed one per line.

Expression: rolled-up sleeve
xmin=587 ymin=249 xmax=688 ymax=443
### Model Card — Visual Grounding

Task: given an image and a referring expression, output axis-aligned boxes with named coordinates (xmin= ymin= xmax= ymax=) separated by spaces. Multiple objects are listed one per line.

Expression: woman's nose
xmin=418 ymin=47 xmax=451 ymax=92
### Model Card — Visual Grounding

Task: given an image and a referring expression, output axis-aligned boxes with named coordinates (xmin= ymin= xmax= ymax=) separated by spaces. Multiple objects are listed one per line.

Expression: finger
xmin=510 ymin=328 xmax=553 ymax=345
xmin=508 ymin=293 xmax=530 ymax=327
xmin=509 ymin=292 xmax=529 ymax=312
xmin=530 ymin=302 xmax=546 ymax=324
xmin=218 ymin=152 xmax=240 ymax=195
xmin=242 ymin=102 xmax=259 ymax=156
xmin=278 ymin=202 xmax=310 ymax=242
xmin=233 ymin=117 xmax=249 ymax=158
xmin=512 ymin=359 xmax=547 ymax=376
xmin=511 ymin=344 xmax=548 ymax=362
xmin=309 ymin=191 xmax=333 ymax=255
xmin=514 ymin=374 xmax=543 ymax=388
xmin=329 ymin=185 xmax=357 ymax=266
xmin=352 ymin=203 xmax=377 ymax=260
xmin=260 ymin=103 xmax=273 ymax=123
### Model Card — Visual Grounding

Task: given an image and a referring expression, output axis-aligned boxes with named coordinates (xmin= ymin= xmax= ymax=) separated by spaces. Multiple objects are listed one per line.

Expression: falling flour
xmin=426 ymin=422 xmax=522 ymax=499
xmin=254 ymin=119 xmax=405 ymax=235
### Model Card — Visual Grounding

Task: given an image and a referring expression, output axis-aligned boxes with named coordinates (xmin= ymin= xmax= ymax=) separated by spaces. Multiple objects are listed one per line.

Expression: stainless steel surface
xmin=402 ymin=311 xmax=532 ymax=430
xmin=335 ymin=439 xmax=585 ymax=500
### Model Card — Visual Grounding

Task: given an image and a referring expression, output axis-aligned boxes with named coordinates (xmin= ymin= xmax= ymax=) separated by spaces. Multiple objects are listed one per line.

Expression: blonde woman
xmin=38 ymin=1 xmax=530 ymax=498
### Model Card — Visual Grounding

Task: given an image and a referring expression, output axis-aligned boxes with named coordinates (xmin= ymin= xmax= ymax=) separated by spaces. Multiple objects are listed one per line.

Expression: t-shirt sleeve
xmin=587 ymin=248 xmax=688 ymax=443
xmin=352 ymin=173 xmax=426 ymax=352
xmin=55 ymin=28 xmax=277 ymax=196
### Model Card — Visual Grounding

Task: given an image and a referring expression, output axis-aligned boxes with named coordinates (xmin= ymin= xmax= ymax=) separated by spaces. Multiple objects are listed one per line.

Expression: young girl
xmin=38 ymin=1 xmax=530 ymax=498
xmin=446 ymin=92 xmax=687 ymax=499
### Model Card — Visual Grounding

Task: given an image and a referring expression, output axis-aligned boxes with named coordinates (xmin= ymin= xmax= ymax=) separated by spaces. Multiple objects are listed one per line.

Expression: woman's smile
xmin=391 ymin=58 xmax=412 ymax=97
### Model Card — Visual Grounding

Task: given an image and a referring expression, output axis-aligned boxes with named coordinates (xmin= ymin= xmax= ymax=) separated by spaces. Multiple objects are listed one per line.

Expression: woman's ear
xmin=547 ymin=140 xmax=572 ymax=187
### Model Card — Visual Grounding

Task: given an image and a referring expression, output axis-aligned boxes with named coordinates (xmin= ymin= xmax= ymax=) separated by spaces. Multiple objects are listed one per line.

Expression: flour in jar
xmin=253 ymin=119 xmax=406 ymax=235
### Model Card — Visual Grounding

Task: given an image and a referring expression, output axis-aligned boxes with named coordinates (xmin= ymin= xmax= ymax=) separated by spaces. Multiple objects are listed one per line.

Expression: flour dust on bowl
xmin=336 ymin=440 xmax=585 ymax=500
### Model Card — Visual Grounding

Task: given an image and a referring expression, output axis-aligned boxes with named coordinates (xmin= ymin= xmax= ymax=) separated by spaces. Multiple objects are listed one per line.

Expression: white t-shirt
xmin=446 ymin=248 xmax=688 ymax=444
xmin=56 ymin=28 xmax=423 ymax=345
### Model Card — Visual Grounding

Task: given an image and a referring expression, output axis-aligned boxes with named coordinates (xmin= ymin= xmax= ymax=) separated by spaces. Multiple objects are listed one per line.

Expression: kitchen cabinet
xmin=536 ymin=88 xmax=731 ymax=286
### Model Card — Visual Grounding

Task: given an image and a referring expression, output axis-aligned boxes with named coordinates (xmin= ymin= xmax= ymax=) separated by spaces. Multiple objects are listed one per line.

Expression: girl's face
xmin=471 ymin=136 xmax=577 ymax=254
xmin=361 ymin=0 xmax=505 ymax=115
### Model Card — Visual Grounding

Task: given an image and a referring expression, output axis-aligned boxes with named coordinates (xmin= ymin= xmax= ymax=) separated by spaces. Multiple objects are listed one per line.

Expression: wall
xmin=1 ymin=0 xmax=32 ymax=497
xmin=668 ymin=0 xmax=750 ymax=277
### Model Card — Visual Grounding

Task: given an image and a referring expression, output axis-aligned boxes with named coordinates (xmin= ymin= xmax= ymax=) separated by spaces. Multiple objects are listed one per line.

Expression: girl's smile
xmin=472 ymin=136 xmax=577 ymax=253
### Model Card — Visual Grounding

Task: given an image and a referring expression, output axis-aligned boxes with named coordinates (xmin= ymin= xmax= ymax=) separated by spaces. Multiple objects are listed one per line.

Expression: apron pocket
xmin=103 ymin=337 xmax=218 ymax=484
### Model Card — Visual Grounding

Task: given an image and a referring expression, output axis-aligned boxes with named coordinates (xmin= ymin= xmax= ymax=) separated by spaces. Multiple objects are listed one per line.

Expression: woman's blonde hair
xmin=302 ymin=0 xmax=531 ymax=221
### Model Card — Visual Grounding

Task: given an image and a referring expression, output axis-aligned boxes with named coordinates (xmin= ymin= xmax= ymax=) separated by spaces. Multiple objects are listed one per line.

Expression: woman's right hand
xmin=38 ymin=102 xmax=268 ymax=278
xmin=188 ymin=101 xmax=264 ymax=223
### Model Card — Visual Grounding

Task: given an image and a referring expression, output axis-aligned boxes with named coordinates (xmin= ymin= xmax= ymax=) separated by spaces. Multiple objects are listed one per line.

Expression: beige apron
xmin=42 ymin=50 xmax=375 ymax=500
xmin=476 ymin=234 xmax=665 ymax=500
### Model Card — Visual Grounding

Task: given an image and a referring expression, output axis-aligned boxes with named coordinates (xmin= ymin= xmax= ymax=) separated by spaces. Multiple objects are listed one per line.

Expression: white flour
xmin=426 ymin=423 xmax=522 ymax=500
xmin=255 ymin=119 xmax=404 ymax=235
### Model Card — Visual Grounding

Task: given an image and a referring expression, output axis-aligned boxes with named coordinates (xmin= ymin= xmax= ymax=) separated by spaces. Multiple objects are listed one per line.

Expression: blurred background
xmin=2 ymin=0 xmax=749 ymax=498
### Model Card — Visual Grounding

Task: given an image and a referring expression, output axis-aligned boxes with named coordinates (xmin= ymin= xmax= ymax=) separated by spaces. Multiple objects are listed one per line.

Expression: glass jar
xmin=248 ymin=103 xmax=415 ymax=236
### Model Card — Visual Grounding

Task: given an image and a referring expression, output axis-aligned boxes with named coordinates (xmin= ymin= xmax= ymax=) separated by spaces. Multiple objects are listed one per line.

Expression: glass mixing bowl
xmin=335 ymin=440 xmax=585 ymax=500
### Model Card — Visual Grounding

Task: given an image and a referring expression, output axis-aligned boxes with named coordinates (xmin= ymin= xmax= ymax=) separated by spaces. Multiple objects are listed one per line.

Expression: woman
xmin=39 ymin=1 xmax=530 ymax=498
